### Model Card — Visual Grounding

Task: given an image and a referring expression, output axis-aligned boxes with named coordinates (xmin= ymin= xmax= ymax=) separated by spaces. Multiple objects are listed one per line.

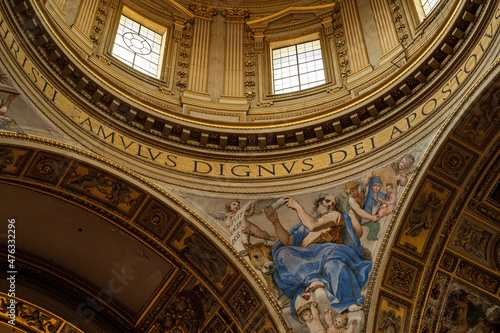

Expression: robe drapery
xmin=363 ymin=177 xmax=383 ymax=215
xmin=363 ymin=177 xmax=384 ymax=240
xmin=272 ymin=212 xmax=372 ymax=314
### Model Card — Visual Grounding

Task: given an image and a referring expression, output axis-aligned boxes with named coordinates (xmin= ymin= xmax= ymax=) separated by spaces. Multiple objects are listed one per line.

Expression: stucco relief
xmin=438 ymin=282 xmax=500 ymax=333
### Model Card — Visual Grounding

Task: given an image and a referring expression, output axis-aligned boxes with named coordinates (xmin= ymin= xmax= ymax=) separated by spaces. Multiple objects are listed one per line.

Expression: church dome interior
xmin=0 ymin=0 xmax=499 ymax=332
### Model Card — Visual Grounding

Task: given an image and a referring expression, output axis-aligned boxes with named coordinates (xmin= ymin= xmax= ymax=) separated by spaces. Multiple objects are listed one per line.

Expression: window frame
xmin=108 ymin=6 xmax=170 ymax=82
xmin=420 ymin=0 xmax=442 ymax=16
xmin=271 ymin=38 xmax=327 ymax=95
xmin=265 ymin=32 xmax=332 ymax=99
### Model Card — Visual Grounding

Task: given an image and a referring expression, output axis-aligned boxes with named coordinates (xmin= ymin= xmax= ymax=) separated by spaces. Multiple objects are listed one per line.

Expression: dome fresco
xmin=0 ymin=0 xmax=499 ymax=332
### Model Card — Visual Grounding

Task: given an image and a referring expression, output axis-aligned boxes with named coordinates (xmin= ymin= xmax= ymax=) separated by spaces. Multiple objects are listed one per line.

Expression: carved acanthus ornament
xmin=176 ymin=23 xmax=192 ymax=93
xmin=91 ymin=0 xmax=111 ymax=49
xmin=245 ymin=32 xmax=256 ymax=101
xmin=389 ymin=0 xmax=411 ymax=47
xmin=190 ymin=4 xmax=217 ymax=19
xmin=332 ymin=13 xmax=349 ymax=82
xmin=222 ymin=8 xmax=249 ymax=23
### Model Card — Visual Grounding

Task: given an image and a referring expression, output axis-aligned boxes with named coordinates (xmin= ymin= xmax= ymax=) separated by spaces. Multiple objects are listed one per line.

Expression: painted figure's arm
xmin=362 ymin=171 xmax=374 ymax=186
xmin=225 ymin=214 xmax=234 ymax=227
xmin=387 ymin=193 xmax=396 ymax=205
xmin=311 ymin=302 xmax=320 ymax=320
xmin=324 ymin=307 xmax=333 ymax=328
xmin=0 ymin=94 xmax=18 ymax=115
xmin=347 ymin=319 xmax=357 ymax=333
xmin=283 ymin=196 xmax=320 ymax=231
xmin=264 ymin=208 xmax=293 ymax=246
xmin=245 ymin=200 xmax=255 ymax=216
xmin=350 ymin=197 xmax=379 ymax=222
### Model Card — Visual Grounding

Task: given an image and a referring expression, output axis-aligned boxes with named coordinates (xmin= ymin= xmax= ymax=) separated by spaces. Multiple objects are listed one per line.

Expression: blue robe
xmin=272 ymin=212 xmax=372 ymax=314
xmin=363 ymin=177 xmax=383 ymax=215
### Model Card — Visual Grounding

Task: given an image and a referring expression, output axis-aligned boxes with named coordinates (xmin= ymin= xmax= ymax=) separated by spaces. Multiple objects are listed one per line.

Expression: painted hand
xmin=264 ymin=206 xmax=279 ymax=223
xmin=283 ymin=196 xmax=301 ymax=210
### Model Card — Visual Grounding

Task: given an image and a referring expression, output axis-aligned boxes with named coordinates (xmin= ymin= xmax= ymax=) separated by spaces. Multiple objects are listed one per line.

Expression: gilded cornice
xmin=0 ymin=0 xmax=492 ymax=155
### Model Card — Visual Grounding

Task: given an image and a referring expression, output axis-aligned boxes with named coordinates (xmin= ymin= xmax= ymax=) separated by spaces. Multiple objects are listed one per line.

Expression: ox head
xmin=239 ymin=242 xmax=276 ymax=275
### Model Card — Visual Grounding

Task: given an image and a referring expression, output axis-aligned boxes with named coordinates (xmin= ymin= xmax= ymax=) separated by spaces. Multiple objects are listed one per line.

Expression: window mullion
xmin=295 ymin=45 xmax=301 ymax=90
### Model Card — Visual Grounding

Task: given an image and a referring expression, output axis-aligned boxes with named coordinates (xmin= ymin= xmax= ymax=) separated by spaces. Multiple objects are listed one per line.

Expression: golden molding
xmin=4 ymin=0 xmax=484 ymax=141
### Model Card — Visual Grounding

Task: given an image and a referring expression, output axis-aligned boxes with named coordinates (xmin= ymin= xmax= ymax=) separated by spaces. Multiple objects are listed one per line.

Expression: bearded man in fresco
xmin=264 ymin=194 xmax=372 ymax=315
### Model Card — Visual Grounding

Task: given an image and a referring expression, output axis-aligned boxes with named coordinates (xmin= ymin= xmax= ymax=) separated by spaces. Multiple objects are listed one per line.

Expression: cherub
xmin=298 ymin=302 xmax=327 ymax=333
xmin=225 ymin=199 xmax=276 ymax=246
xmin=390 ymin=154 xmax=415 ymax=187
xmin=324 ymin=309 xmax=357 ymax=333
xmin=377 ymin=183 xmax=396 ymax=217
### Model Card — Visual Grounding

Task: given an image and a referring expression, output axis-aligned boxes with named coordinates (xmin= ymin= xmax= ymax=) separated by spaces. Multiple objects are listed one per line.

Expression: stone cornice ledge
xmin=1 ymin=0 xmax=494 ymax=153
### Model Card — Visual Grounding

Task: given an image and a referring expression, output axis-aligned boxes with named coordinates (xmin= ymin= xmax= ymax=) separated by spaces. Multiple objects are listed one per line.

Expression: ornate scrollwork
xmin=257 ymin=101 xmax=273 ymax=107
xmin=231 ymin=285 xmax=257 ymax=319
xmin=159 ymin=87 xmax=174 ymax=95
xmin=190 ymin=4 xmax=217 ymax=19
xmin=387 ymin=261 xmax=414 ymax=292
xmin=33 ymin=158 xmax=59 ymax=179
xmin=222 ymin=8 xmax=249 ymax=22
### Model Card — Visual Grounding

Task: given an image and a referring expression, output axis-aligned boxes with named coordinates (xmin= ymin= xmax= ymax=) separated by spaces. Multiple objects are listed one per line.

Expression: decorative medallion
xmin=155 ymin=292 xmax=203 ymax=333
xmin=25 ymin=152 xmax=71 ymax=184
xmin=441 ymin=149 xmax=466 ymax=174
xmin=33 ymin=158 xmax=59 ymax=179
xmin=136 ymin=199 xmax=178 ymax=238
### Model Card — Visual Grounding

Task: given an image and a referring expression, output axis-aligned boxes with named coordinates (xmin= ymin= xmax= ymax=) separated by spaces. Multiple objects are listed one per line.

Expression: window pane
xmin=112 ymin=15 xmax=164 ymax=78
xmin=421 ymin=0 xmax=442 ymax=16
xmin=271 ymin=39 xmax=325 ymax=94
